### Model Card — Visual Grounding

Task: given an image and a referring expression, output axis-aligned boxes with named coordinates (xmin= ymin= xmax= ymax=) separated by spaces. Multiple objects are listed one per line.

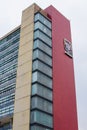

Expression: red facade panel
xmin=45 ymin=6 xmax=78 ymax=130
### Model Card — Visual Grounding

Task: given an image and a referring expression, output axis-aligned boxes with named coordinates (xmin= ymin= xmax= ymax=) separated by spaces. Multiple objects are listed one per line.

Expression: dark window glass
xmin=33 ymin=49 xmax=52 ymax=66
xmin=31 ymin=13 xmax=53 ymax=130
xmin=31 ymin=110 xmax=53 ymax=128
xmin=31 ymin=97 xmax=52 ymax=113
xmin=35 ymin=21 xmax=51 ymax=37
xmin=0 ymin=28 xmax=20 ymax=118
xmin=32 ymin=72 xmax=52 ymax=88
xmin=33 ymin=60 xmax=52 ymax=77
xmin=34 ymin=30 xmax=52 ymax=46
xmin=31 ymin=125 xmax=52 ymax=130
xmin=32 ymin=84 xmax=52 ymax=101
xmin=34 ymin=39 xmax=52 ymax=56
xmin=35 ymin=13 xmax=51 ymax=29
xmin=0 ymin=122 xmax=12 ymax=130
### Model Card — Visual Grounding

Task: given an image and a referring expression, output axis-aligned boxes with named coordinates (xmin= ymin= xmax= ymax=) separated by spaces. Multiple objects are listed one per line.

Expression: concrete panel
xmin=13 ymin=110 xmax=29 ymax=126
xmin=14 ymin=96 xmax=30 ymax=113
xmin=18 ymin=50 xmax=33 ymax=66
xmin=45 ymin=6 xmax=78 ymax=130
xmin=13 ymin=124 xmax=29 ymax=130
xmin=23 ymin=4 xmax=34 ymax=14
xmin=19 ymin=41 xmax=33 ymax=56
xmin=17 ymin=61 xmax=32 ymax=76
xmin=21 ymin=15 xmax=34 ymax=28
xmin=13 ymin=4 xmax=41 ymax=130
xmin=21 ymin=23 xmax=34 ymax=37
xmin=15 ymin=84 xmax=31 ymax=100
xmin=20 ymin=31 xmax=33 ymax=46
xmin=16 ymin=72 xmax=32 ymax=88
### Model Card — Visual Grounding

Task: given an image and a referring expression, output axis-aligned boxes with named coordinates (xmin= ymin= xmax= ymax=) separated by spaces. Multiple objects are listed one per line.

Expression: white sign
xmin=64 ymin=39 xmax=73 ymax=58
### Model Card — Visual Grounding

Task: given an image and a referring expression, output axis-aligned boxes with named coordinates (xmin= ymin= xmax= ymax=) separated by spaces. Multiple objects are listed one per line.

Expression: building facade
xmin=0 ymin=3 xmax=78 ymax=130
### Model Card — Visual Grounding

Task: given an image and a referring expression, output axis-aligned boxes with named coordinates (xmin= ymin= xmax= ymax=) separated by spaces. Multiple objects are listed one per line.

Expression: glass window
xmin=0 ymin=104 xmax=14 ymax=118
xmin=34 ymin=30 xmax=52 ymax=46
xmin=0 ymin=38 xmax=19 ymax=53
xmin=0 ymin=28 xmax=20 ymax=46
xmin=34 ymin=39 xmax=52 ymax=56
xmin=0 ymin=122 xmax=12 ymax=130
xmin=35 ymin=21 xmax=51 ymax=37
xmin=31 ymin=125 xmax=51 ymax=130
xmin=32 ymin=72 xmax=52 ymax=88
xmin=2 ymin=64 xmax=17 ymax=74
xmin=31 ymin=97 xmax=52 ymax=114
xmin=7 ymin=28 xmax=20 ymax=41
xmin=0 ymin=59 xmax=17 ymax=71
xmin=0 ymin=78 xmax=16 ymax=90
xmin=0 ymin=54 xmax=18 ymax=67
xmin=33 ymin=60 xmax=52 ymax=77
xmin=32 ymin=84 xmax=52 ymax=101
xmin=0 ymin=72 xmax=16 ymax=84
xmin=33 ymin=49 xmax=52 ymax=66
xmin=0 ymin=28 xmax=20 ymax=119
xmin=0 ymin=93 xmax=15 ymax=103
xmin=0 ymin=45 xmax=19 ymax=60
xmin=34 ymin=13 xmax=51 ymax=29
xmin=31 ymin=110 xmax=53 ymax=128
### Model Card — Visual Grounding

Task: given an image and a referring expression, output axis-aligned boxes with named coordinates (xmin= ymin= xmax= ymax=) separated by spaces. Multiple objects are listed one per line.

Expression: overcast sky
xmin=0 ymin=0 xmax=87 ymax=130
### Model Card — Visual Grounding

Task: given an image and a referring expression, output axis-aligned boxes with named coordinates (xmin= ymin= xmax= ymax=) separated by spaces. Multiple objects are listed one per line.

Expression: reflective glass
xmin=33 ymin=49 xmax=52 ymax=66
xmin=34 ymin=30 xmax=52 ymax=46
xmin=32 ymin=72 xmax=52 ymax=88
xmin=31 ymin=125 xmax=51 ymax=130
xmin=0 ymin=28 xmax=20 ymax=118
xmin=32 ymin=84 xmax=52 ymax=101
xmin=33 ymin=60 xmax=52 ymax=77
xmin=30 ymin=13 xmax=53 ymax=130
xmin=31 ymin=97 xmax=52 ymax=113
xmin=34 ymin=39 xmax=52 ymax=56
xmin=35 ymin=21 xmax=51 ymax=37
xmin=0 ymin=122 xmax=12 ymax=130
xmin=35 ymin=13 xmax=51 ymax=29
xmin=31 ymin=111 xmax=53 ymax=128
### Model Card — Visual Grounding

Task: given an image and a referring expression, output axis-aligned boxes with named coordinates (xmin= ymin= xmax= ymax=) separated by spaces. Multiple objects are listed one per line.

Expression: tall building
xmin=0 ymin=3 xmax=78 ymax=130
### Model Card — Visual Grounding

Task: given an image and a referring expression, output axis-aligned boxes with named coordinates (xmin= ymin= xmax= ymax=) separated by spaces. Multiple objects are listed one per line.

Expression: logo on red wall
xmin=64 ymin=39 xmax=73 ymax=58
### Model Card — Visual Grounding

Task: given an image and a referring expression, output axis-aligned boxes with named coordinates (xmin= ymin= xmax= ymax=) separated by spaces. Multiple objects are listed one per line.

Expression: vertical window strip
xmin=30 ymin=13 xmax=53 ymax=129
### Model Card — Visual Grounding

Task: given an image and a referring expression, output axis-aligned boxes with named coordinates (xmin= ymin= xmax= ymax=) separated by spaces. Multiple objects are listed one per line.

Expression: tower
xmin=0 ymin=3 xmax=78 ymax=130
